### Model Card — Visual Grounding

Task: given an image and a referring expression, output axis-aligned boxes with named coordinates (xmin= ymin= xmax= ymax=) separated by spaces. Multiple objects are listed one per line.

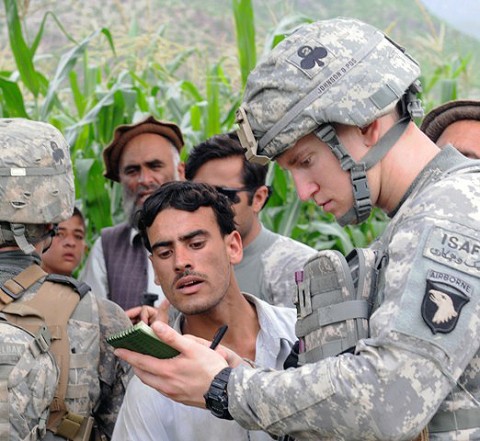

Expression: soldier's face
xmin=277 ymin=131 xmax=354 ymax=221
xmin=119 ymin=133 xmax=183 ymax=213
xmin=41 ymin=214 xmax=86 ymax=276
xmin=147 ymin=207 xmax=242 ymax=315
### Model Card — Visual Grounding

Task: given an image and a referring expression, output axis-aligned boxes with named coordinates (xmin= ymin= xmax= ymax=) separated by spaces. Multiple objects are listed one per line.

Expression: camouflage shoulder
xmin=266 ymin=233 xmax=317 ymax=268
xmin=96 ymin=298 xmax=132 ymax=334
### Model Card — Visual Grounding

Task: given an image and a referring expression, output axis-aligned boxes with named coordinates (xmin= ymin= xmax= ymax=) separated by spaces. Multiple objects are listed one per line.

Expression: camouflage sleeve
xmin=93 ymin=298 xmax=133 ymax=438
xmin=263 ymin=236 xmax=317 ymax=307
xmin=228 ymin=210 xmax=480 ymax=440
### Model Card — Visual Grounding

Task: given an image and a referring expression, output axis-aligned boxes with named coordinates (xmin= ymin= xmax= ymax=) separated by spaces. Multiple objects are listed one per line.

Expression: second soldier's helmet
xmin=0 ymin=118 xmax=74 ymax=252
xmin=236 ymin=17 xmax=422 ymax=225
xmin=237 ymin=17 xmax=421 ymax=162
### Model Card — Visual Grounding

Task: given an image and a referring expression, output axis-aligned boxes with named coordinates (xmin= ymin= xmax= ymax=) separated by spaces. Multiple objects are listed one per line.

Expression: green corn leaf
xmin=205 ymin=63 xmax=222 ymax=137
xmin=69 ymin=70 xmax=86 ymax=117
xmin=75 ymin=158 xmax=112 ymax=238
xmin=3 ymin=0 xmax=40 ymax=97
xmin=277 ymin=198 xmax=302 ymax=237
xmin=40 ymin=28 xmax=116 ymax=120
xmin=310 ymin=220 xmax=353 ymax=255
xmin=232 ymin=0 xmax=256 ymax=87
xmin=0 ymin=76 xmax=28 ymax=118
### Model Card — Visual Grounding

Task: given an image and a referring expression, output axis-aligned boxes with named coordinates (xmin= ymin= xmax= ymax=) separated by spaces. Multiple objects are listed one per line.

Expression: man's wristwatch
xmin=203 ymin=367 xmax=233 ymax=420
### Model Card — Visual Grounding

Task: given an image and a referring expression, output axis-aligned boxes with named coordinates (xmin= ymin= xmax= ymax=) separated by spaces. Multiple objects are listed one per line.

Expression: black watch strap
xmin=204 ymin=367 xmax=233 ymax=420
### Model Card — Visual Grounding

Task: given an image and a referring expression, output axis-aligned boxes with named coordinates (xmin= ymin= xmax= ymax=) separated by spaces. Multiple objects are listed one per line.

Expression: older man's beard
xmin=122 ymin=183 xmax=160 ymax=227
xmin=122 ymin=165 xmax=180 ymax=227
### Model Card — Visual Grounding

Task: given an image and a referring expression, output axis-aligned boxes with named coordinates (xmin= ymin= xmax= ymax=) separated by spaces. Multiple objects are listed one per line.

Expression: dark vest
xmin=101 ymin=222 xmax=148 ymax=310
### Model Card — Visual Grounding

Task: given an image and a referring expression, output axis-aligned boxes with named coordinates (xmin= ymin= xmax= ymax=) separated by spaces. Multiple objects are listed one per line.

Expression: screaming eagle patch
xmin=422 ymin=270 xmax=472 ymax=334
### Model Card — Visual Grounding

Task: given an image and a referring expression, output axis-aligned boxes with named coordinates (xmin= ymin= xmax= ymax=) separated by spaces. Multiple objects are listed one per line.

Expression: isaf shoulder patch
xmin=424 ymin=226 xmax=480 ymax=277
xmin=422 ymin=269 xmax=472 ymax=334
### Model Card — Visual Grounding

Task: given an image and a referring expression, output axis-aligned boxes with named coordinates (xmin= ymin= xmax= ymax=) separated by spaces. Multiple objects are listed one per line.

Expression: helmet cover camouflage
xmin=237 ymin=17 xmax=421 ymax=160
xmin=0 ymin=118 xmax=74 ymax=224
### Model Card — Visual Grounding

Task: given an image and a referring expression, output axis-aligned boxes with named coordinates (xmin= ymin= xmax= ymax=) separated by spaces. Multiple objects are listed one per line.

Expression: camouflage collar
xmin=0 ymin=249 xmax=41 ymax=269
xmin=389 ymin=146 xmax=471 ymax=218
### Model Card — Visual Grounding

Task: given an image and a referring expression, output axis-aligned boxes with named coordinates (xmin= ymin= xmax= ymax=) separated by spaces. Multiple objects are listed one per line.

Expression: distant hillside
xmin=1 ymin=0 xmax=479 ymax=100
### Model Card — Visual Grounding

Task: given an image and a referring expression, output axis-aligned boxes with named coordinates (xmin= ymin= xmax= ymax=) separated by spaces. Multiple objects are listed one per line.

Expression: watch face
xmin=211 ymin=400 xmax=225 ymax=414
xmin=204 ymin=367 xmax=233 ymax=420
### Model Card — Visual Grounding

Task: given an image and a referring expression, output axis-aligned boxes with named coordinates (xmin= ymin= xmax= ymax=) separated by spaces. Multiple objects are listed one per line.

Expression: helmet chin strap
xmin=0 ymin=223 xmax=36 ymax=254
xmin=10 ymin=223 xmax=36 ymax=254
xmin=314 ymin=117 xmax=411 ymax=226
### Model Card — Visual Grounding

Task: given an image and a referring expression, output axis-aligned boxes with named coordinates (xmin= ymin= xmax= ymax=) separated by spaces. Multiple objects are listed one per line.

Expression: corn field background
xmin=1 ymin=0 xmax=479 ymax=271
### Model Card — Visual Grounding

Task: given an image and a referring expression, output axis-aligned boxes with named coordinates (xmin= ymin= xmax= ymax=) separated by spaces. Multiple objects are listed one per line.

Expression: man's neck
xmin=181 ymin=289 xmax=260 ymax=360
xmin=240 ymin=218 xmax=262 ymax=248
xmin=376 ymin=124 xmax=441 ymax=214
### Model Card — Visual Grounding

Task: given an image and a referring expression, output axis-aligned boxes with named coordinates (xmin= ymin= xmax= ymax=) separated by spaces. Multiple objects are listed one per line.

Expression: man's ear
xmin=148 ymin=254 xmax=161 ymax=285
xmin=360 ymin=120 xmax=381 ymax=147
xmin=226 ymin=230 xmax=243 ymax=265
xmin=177 ymin=162 xmax=186 ymax=181
xmin=251 ymin=185 xmax=270 ymax=213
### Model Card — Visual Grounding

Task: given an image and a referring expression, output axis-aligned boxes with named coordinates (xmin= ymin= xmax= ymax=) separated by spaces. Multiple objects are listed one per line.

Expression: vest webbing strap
xmin=0 ymin=265 xmax=86 ymax=440
xmin=295 ymin=300 xmax=369 ymax=336
xmin=429 ymin=408 xmax=480 ymax=433
xmin=0 ymin=264 xmax=45 ymax=307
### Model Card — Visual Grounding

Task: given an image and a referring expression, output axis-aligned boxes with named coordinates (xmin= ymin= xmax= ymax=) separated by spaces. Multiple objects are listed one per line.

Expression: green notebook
xmin=107 ymin=321 xmax=180 ymax=359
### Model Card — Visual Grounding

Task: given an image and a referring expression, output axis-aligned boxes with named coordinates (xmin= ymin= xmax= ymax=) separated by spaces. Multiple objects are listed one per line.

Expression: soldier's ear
xmin=360 ymin=119 xmax=382 ymax=148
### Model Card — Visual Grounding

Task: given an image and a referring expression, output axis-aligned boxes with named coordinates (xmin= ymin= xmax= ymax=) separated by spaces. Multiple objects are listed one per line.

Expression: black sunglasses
xmin=214 ymin=186 xmax=252 ymax=204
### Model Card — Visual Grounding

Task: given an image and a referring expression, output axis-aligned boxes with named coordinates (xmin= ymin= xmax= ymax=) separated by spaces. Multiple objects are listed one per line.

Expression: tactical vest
xmin=0 ymin=264 xmax=101 ymax=441
xmin=294 ymin=247 xmax=384 ymax=365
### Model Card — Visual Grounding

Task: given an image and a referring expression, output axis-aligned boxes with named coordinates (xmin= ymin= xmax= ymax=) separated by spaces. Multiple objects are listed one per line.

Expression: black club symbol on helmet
xmin=298 ymin=45 xmax=328 ymax=70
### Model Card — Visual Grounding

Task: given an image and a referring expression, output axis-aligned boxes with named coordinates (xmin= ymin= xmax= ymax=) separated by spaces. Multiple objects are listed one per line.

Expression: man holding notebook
xmin=112 ymin=181 xmax=297 ymax=441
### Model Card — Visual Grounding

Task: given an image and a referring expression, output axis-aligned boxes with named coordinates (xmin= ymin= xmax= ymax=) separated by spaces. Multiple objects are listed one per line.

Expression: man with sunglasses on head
xmin=185 ymin=132 xmax=316 ymax=308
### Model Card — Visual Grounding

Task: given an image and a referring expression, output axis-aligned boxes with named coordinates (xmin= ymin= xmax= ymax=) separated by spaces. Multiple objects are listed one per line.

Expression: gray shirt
xmin=235 ymin=226 xmax=317 ymax=307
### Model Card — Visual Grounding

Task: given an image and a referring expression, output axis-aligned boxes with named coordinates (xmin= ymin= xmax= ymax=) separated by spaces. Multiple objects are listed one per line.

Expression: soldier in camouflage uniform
xmin=0 ymin=118 xmax=132 ymax=440
xmin=114 ymin=18 xmax=480 ymax=440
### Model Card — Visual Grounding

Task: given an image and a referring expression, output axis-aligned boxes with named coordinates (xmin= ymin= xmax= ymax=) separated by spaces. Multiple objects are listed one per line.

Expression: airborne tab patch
xmin=422 ymin=269 xmax=472 ymax=334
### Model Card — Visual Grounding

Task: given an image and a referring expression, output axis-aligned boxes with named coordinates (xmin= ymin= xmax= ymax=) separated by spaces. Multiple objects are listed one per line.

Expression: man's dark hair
xmin=136 ymin=181 xmax=237 ymax=252
xmin=72 ymin=206 xmax=85 ymax=229
xmin=185 ymin=132 xmax=268 ymax=205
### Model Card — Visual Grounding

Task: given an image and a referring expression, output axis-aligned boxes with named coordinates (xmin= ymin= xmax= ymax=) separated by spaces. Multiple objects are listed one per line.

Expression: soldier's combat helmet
xmin=0 ymin=118 xmax=74 ymax=253
xmin=236 ymin=17 xmax=423 ymax=225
